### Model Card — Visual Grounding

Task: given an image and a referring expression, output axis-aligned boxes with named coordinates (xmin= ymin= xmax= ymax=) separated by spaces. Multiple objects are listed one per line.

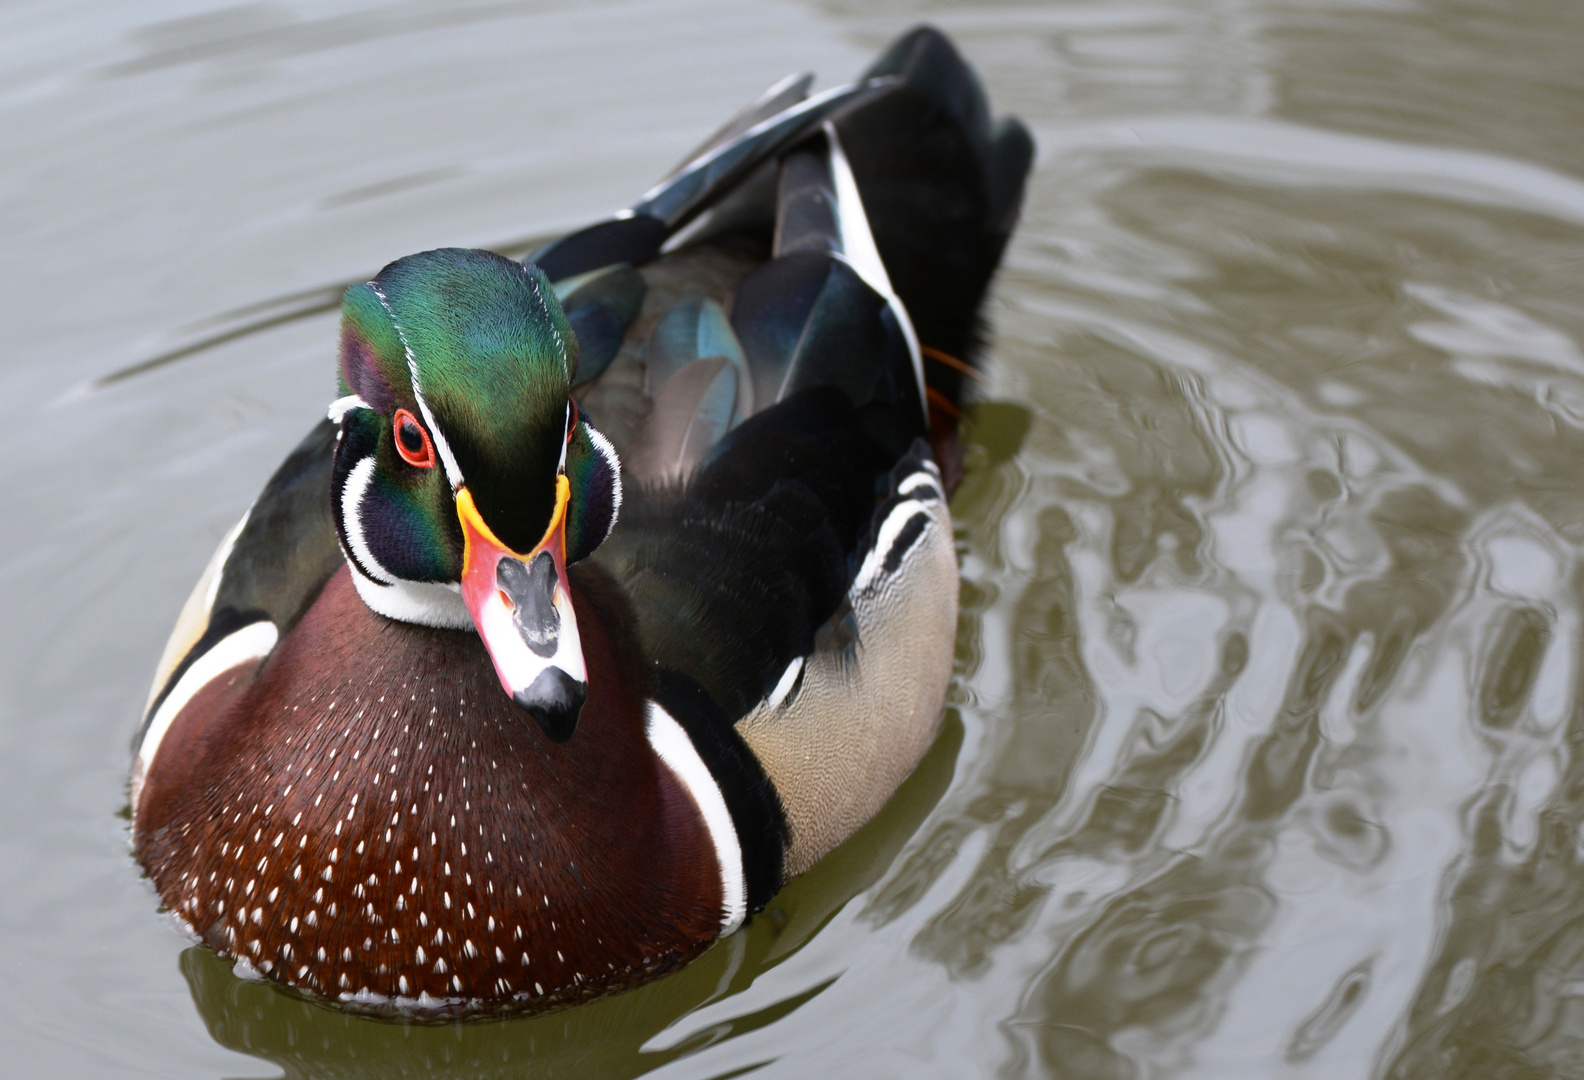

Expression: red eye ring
xmin=393 ymin=408 xmax=435 ymax=468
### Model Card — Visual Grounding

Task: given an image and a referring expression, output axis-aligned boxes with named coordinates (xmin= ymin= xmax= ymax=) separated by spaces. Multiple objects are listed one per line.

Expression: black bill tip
xmin=514 ymin=667 xmax=588 ymax=742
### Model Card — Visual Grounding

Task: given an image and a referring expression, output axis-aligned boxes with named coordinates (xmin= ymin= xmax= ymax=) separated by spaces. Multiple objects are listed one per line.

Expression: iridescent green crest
xmin=337 ymin=249 xmax=582 ymax=554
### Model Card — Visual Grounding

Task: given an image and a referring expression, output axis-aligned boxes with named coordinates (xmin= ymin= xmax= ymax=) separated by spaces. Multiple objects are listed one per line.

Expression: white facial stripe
xmin=644 ymin=701 xmax=746 ymax=933
xmin=133 ymin=620 xmax=278 ymax=811
xmin=556 ymin=401 xmax=572 ymax=473
xmin=823 ymin=120 xmax=927 ymax=422
xmin=367 ymin=283 xmax=466 ymax=490
xmin=407 ymin=375 xmax=464 ymax=491
xmin=327 ymin=394 xmax=371 ymax=422
xmin=584 ymin=424 xmax=624 ymax=526
xmin=340 ymin=455 xmax=395 ymax=585
xmin=340 ymin=429 xmax=473 ymax=629
xmin=474 ymin=568 xmax=586 ymax=695
xmin=525 ymin=268 xmax=569 ymax=376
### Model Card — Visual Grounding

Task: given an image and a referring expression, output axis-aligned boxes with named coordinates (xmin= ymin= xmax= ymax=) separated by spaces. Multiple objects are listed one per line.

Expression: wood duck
xmin=129 ymin=26 xmax=1032 ymax=1014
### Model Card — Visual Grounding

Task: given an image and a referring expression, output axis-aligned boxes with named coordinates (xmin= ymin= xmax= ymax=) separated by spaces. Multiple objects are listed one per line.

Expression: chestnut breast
xmin=135 ymin=566 xmax=724 ymax=1009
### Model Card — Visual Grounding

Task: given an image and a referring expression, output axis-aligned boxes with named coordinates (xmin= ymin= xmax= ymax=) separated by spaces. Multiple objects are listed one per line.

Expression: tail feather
xmin=528 ymin=78 xmax=891 ymax=282
xmin=662 ymin=71 xmax=815 ymax=184
xmin=730 ymin=127 xmax=925 ymax=458
xmin=535 ymin=25 xmax=1032 ymax=487
xmin=833 ymin=26 xmax=1032 ymax=403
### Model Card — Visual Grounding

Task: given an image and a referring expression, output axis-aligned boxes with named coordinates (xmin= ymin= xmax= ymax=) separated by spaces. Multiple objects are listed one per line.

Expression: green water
xmin=3 ymin=1 xmax=1583 ymax=1076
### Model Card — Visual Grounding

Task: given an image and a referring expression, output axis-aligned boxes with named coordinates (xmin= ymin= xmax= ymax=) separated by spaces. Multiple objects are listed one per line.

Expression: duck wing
xmin=134 ymin=419 xmax=343 ymax=794
xmin=560 ymin=27 xmax=1030 ymax=886
xmin=575 ymin=24 xmax=1032 ymax=706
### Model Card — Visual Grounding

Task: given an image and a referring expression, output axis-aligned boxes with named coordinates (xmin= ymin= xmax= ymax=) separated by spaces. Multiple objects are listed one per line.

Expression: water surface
xmin=3 ymin=0 xmax=1583 ymax=1076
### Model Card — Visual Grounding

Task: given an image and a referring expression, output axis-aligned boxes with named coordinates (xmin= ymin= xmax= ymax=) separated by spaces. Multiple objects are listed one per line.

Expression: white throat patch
xmin=339 ymin=452 xmax=471 ymax=629
xmin=347 ymin=562 xmax=471 ymax=629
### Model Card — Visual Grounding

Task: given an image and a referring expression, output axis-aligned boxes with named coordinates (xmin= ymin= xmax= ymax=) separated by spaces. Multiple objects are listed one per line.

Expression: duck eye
xmin=393 ymin=408 xmax=435 ymax=468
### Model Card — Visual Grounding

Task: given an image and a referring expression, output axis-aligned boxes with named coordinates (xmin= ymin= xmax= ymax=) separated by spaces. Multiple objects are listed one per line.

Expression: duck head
xmin=327 ymin=248 xmax=622 ymax=742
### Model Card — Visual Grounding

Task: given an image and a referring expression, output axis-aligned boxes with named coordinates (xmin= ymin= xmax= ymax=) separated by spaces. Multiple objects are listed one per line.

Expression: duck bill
xmin=457 ymin=477 xmax=587 ymax=741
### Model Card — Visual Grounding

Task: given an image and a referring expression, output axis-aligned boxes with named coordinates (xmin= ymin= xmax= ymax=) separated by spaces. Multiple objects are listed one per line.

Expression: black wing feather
xmin=212 ymin=419 xmax=344 ymax=628
xmin=142 ymin=419 xmax=342 ymax=734
xmin=597 ymin=388 xmax=889 ymax=723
